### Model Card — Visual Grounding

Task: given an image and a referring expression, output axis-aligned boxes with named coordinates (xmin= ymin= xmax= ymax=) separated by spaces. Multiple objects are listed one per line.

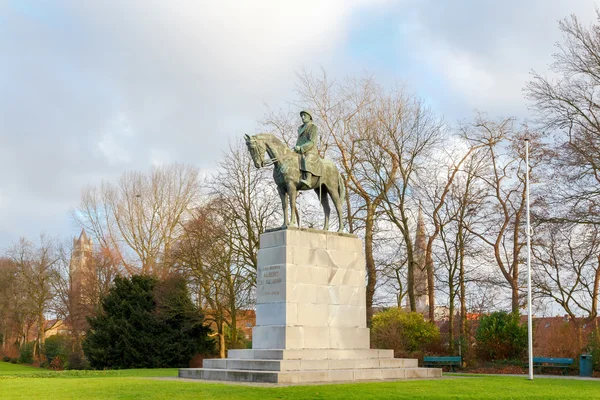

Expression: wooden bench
xmin=423 ymin=356 xmax=462 ymax=372
xmin=532 ymin=357 xmax=573 ymax=375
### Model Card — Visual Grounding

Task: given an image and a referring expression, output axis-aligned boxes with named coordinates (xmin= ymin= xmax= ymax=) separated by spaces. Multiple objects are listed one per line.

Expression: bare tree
xmin=525 ymin=12 xmax=600 ymax=225
xmin=416 ymin=133 xmax=488 ymax=320
xmin=0 ymin=257 xmax=19 ymax=353
xmin=174 ymin=200 xmax=254 ymax=357
xmin=434 ymin=149 xmax=487 ymax=354
xmin=378 ymin=237 xmax=409 ymax=308
xmin=532 ymin=222 xmax=600 ymax=348
xmin=73 ymin=163 xmax=201 ymax=277
xmin=7 ymin=236 xmax=59 ymax=358
xmin=369 ymin=89 xmax=446 ymax=317
xmin=462 ymin=116 xmax=542 ymax=313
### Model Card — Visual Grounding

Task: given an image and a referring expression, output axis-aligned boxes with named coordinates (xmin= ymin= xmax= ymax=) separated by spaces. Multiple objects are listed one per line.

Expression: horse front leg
xmin=277 ymin=186 xmax=289 ymax=228
xmin=288 ymin=185 xmax=298 ymax=227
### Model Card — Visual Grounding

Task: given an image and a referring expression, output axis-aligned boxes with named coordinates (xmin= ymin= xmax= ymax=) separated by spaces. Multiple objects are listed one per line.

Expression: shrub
xmin=475 ymin=311 xmax=527 ymax=361
xmin=83 ymin=274 xmax=213 ymax=369
xmin=371 ymin=308 xmax=440 ymax=354
xmin=49 ymin=356 xmax=64 ymax=370
xmin=43 ymin=334 xmax=70 ymax=364
xmin=10 ymin=358 xmax=18 ymax=364
xmin=2 ymin=356 xmax=10 ymax=362
xmin=66 ymin=350 xmax=90 ymax=370
xmin=18 ymin=342 xmax=34 ymax=364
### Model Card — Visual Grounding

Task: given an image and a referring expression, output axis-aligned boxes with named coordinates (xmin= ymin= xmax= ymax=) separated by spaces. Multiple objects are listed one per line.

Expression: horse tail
xmin=338 ymin=172 xmax=346 ymax=204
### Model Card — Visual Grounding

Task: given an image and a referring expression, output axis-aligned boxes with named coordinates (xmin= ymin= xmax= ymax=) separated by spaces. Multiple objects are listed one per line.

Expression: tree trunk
xmin=364 ymin=206 xmax=376 ymax=325
xmin=345 ymin=179 xmax=354 ymax=234
xmin=407 ymin=260 xmax=416 ymax=312
xmin=404 ymin=226 xmax=416 ymax=312
xmin=426 ymin=252 xmax=435 ymax=321
xmin=37 ymin=312 xmax=45 ymax=359
xmin=230 ymin=308 xmax=238 ymax=350
xmin=218 ymin=321 xmax=226 ymax=359
xmin=511 ymin=280 xmax=519 ymax=315
xmin=590 ymin=255 xmax=600 ymax=324
xmin=459 ymin=223 xmax=467 ymax=362
xmin=448 ymin=285 xmax=455 ymax=354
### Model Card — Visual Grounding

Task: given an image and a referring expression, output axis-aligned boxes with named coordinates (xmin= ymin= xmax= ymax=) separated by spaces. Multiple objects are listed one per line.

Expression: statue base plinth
xmin=179 ymin=227 xmax=441 ymax=383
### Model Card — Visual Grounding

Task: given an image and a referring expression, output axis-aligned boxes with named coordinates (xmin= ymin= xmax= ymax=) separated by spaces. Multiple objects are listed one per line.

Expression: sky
xmin=0 ymin=0 xmax=598 ymax=249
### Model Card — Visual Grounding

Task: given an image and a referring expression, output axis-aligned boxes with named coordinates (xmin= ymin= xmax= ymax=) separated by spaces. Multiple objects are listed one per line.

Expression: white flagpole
xmin=525 ymin=137 xmax=533 ymax=381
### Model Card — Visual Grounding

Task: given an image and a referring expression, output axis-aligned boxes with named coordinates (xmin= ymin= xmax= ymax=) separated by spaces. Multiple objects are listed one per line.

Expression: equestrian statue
xmin=244 ymin=110 xmax=345 ymax=232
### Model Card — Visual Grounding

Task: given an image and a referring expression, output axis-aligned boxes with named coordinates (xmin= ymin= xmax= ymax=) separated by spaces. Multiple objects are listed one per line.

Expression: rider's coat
xmin=295 ymin=121 xmax=322 ymax=176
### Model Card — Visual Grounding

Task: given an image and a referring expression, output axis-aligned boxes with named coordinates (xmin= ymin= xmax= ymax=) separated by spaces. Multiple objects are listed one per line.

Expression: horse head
xmin=244 ymin=134 xmax=266 ymax=169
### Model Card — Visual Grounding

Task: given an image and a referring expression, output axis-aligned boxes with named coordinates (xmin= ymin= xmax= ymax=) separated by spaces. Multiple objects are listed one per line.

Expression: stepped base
xmin=203 ymin=357 xmax=418 ymax=371
xmin=179 ymin=366 xmax=441 ymax=384
xmin=179 ymin=348 xmax=441 ymax=384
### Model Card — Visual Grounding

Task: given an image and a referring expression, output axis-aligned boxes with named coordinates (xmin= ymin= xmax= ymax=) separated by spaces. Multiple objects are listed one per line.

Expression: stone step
xmin=227 ymin=348 xmax=394 ymax=360
xmin=203 ymin=357 xmax=418 ymax=371
xmin=179 ymin=367 xmax=442 ymax=384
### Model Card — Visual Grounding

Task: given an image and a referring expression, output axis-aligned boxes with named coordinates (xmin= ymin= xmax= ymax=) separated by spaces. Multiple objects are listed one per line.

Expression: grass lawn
xmin=0 ymin=362 xmax=599 ymax=399
xmin=0 ymin=361 xmax=48 ymax=375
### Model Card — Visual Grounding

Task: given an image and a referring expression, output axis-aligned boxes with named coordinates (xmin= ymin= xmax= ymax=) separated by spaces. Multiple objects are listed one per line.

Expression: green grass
xmin=0 ymin=362 xmax=49 ymax=375
xmin=0 ymin=361 xmax=177 ymax=378
xmin=0 ymin=362 xmax=598 ymax=399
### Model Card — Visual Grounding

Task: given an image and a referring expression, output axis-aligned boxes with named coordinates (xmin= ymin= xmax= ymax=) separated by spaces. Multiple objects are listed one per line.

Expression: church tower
xmin=70 ymin=229 xmax=93 ymax=304
xmin=409 ymin=206 xmax=430 ymax=314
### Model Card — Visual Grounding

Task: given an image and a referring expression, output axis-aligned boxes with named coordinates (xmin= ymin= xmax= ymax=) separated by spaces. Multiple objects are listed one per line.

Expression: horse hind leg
xmin=327 ymin=183 xmax=344 ymax=232
xmin=316 ymin=186 xmax=330 ymax=231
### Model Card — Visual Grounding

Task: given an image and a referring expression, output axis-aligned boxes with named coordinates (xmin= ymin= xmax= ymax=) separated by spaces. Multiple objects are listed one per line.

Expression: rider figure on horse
xmin=294 ymin=110 xmax=322 ymax=189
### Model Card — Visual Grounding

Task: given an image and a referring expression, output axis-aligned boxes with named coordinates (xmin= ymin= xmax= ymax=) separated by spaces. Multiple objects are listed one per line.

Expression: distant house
xmin=43 ymin=319 xmax=70 ymax=338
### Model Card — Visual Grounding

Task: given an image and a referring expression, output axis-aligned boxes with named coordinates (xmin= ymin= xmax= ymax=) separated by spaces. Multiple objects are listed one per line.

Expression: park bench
xmin=532 ymin=357 xmax=573 ymax=375
xmin=423 ymin=356 xmax=462 ymax=372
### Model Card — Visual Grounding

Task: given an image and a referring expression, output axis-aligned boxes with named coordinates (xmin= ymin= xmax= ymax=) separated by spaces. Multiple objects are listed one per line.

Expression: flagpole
xmin=525 ymin=137 xmax=533 ymax=381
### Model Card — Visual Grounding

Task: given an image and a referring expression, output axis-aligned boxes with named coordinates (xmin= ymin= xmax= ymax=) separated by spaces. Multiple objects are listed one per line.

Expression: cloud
xmin=0 ymin=0 xmax=385 ymax=246
xmin=389 ymin=0 xmax=598 ymax=118
xmin=96 ymin=113 xmax=135 ymax=165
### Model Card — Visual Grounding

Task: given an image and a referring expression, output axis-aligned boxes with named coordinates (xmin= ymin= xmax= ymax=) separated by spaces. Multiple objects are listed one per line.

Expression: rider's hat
xmin=300 ymin=110 xmax=313 ymax=120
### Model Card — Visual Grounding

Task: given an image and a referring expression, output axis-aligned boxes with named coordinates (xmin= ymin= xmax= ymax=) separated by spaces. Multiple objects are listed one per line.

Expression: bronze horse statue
xmin=244 ymin=133 xmax=345 ymax=232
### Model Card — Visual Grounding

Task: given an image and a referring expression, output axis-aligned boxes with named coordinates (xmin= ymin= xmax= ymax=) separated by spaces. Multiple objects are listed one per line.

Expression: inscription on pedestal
xmin=263 ymin=265 xmax=282 ymax=284
xmin=258 ymin=264 xmax=285 ymax=302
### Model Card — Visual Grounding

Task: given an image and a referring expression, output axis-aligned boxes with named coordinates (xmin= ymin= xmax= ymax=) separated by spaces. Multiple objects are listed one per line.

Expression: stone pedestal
xmin=179 ymin=227 xmax=441 ymax=384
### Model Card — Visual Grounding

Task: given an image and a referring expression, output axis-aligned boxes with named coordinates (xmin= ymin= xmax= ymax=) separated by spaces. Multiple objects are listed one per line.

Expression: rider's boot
xmin=300 ymin=171 xmax=312 ymax=189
